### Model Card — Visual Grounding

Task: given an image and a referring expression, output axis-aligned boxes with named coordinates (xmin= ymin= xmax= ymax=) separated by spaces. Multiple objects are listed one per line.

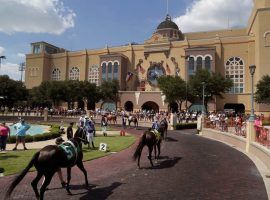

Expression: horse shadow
xmin=79 ymin=182 xmax=123 ymax=200
xmin=0 ymin=154 xmax=19 ymax=160
xmin=164 ymin=137 xmax=178 ymax=142
xmin=153 ymin=156 xmax=182 ymax=170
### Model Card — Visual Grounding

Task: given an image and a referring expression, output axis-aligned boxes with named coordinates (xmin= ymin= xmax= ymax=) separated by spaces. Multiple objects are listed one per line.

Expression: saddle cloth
xmin=59 ymin=141 xmax=78 ymax=161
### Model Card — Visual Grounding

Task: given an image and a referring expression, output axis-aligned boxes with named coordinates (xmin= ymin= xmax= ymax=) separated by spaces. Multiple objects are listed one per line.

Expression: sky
xmin=0 ymin=0 xmax=253 ymax=81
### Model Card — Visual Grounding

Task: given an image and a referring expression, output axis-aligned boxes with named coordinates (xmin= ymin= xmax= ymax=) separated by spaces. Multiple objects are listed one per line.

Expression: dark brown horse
xmin=160 ymin=118 xmax=168 ymax=139
xmin=128 ymin=115 xmax=138 ymax=129
xmin=133 ymin=127 xmax=165 ymax=168
xmin=5 ymin=127 xmax=89 ymax=200
xmin=106 ymin=114 xmax=117 ymax=124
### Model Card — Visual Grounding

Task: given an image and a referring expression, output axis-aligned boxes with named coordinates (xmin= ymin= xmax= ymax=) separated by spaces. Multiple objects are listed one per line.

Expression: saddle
xmin=59 ymin=141 xmax=78 ymax=163
xmin=150 ymin=129 xmax=161 ymax=141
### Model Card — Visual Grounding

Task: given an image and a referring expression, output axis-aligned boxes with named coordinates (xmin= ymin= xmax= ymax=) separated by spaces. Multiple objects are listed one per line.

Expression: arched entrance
xmin=141 ymin=101 xmax=159 ymax=112
xmin=124 ymin=101 xmax=133 ymax=112
xmin=224 ymin=103 xmax=245 ymax=114
xmin=169 ymin=102 xmax=178 ymax=113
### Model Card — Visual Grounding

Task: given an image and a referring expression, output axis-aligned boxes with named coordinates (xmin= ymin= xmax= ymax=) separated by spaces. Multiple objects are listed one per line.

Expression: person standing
xmin=0 ymin=122 xmax=10 ymax=152
xmin=101 ymin=116 xmax=108 ymax=136
xmin=66 ymin=122 xmax=74 ymax=140
xmin=12 ymin=119 xmax=31 ymax=150
xmin=254 ymin=116 xmax=263 ymax=140
xmin=84 ymin=117 xmax=95 ymax=149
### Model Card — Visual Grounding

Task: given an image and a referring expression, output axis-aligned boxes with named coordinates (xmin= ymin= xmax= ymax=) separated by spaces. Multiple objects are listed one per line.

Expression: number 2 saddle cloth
xmin=59 ymin=141 xmax=79 ymax=165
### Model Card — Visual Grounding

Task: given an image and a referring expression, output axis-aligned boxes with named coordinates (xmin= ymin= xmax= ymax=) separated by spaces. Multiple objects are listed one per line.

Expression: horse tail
xmin=133 ymin=133 xmax=146 ymax=161
xmin=5 ymin=151 xmax=40 ymax=198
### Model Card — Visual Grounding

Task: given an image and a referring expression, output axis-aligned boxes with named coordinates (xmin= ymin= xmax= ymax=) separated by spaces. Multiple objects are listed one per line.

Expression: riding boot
xmin=92 ymin=142 xmax=95 ymax=149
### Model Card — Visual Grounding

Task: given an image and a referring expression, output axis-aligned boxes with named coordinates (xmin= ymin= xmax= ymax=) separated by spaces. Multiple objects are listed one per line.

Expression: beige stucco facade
xmin=25 ymin=0 xmax=270 ymax=114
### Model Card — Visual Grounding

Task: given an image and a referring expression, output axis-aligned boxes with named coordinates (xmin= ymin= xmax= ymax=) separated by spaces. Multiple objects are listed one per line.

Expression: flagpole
xmin=167 ymin=0 xmax=169 ymax=15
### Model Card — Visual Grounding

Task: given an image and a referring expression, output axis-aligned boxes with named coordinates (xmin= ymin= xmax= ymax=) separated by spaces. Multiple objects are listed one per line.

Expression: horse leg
xmin=154 ymin=144 xmax=157 ymax=162
xmin=147 ymin=145 xmax=154 ymax=167
xmin=31 ymin=171 xmax=43 ymax=199
xmin=157 ymin=141 xmax=161 ymax=159
xmin=76 ymin=160 xmax=89 ymax=187
xmin=66 ymin=167 xmax=72 ymax=195
xmin=137 ymin=152 xmax=141 ymax=169
xmin=39 ymin=172 xmax=54 ymax=200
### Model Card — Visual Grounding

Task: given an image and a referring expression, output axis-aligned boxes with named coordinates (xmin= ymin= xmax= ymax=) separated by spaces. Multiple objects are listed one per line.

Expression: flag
xmin=166 ymin=63 xmax=171 ymax=74
xmin=126 ymin=71 xmax=133 ymax=82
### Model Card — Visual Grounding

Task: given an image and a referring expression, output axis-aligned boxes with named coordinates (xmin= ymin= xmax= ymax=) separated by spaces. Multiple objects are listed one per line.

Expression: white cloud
xmin=0 ymin=46 xmax=5 ymax=55
xmin=0 ymin=63 xmax=22 ymax=81
xmin=0 ymin=0 xmax=76 ymax=35
xmin=17 ymin=53 xmax=26 ymax=58
xmin=174 ymin=0 xmax=253 ymax=33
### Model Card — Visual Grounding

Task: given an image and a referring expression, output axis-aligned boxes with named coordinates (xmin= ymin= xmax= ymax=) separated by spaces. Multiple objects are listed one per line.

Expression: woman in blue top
xmin=12 ymin=119 xmax=31 ymax=150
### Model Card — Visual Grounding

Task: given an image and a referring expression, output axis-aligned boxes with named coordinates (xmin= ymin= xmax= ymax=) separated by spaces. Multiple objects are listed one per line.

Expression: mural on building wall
xmin=171 ymin=57 xmax=179 ymax=76
xmin=147 ymin=61 xmax=166 ymax=86
xmin=135 ymin=59 xmax=145 ymax=74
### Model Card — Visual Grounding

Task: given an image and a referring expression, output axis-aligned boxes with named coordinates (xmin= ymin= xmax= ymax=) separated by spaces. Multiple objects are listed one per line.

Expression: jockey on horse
xmin=151 ymin=119 xmax=162 ymax=141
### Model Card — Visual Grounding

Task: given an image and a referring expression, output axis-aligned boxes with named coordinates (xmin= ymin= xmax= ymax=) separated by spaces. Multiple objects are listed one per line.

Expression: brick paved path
xmin=0 ymin=128 xmax=268 ymax=200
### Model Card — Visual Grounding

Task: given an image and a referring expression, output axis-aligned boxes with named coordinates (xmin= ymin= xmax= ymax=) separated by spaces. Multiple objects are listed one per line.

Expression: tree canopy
xmin=255 ymin=75 xmax=270 ymax=104
xmin=29 ymin=80 xmax=100 ymax=109
xmin=99 ymin=79 xmax=120 ymax=109
xmin=188 ymin=69 xmax=233 ymax=109
xmin=0 ymin=75 xmax=28 ymax=107
xmin=157 ymin=75 xmax=187 ymax=110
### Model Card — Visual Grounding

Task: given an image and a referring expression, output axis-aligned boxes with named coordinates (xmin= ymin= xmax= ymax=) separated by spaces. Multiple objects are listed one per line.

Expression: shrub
xmin=175 ymin=123 xmax=197 ymax=130
xmin=51 ymin=131 xmax=61 ymax=139
xmin=33 ymin=134 xmax=44 ymax=142
xmin=25 ymin=135 xmax=34 ymax=143
xmin=7 ymin=136 xmax=16 ymax=143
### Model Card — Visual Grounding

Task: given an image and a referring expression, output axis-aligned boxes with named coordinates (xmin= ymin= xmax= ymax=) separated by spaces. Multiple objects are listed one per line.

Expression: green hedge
xmin=7 ymin=125 xmax=62 ymax=144
xmin=175 ymin=123 xmax=197 ymax=130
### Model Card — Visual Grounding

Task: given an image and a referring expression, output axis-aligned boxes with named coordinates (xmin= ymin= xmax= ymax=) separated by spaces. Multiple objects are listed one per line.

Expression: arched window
xmin=51 ymin=68 xmax=61 ymax=80
xmin=108 ymin=62 xmax=112 ymax=81
xmin=88 ymin=65 xmax=99 ymax=85
xmin=205 ymin=56 xmax=211 ymax=71
xmin=101 ymin=63 xmax=106 ymax=81
xmin=196 ymin=57 xmax=203 ymax=71
xmin=113 ymin=62 xmax=119 ymax=80
xmin=188 ymin=57 xmax=195 ymax=76
xmin=69 ymin=67 xmax=80 ymax=80
xmin=225 ymin=57 xmax=245 ymax=93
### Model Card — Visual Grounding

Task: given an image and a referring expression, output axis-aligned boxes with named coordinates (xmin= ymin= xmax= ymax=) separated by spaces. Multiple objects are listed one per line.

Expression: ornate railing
xmin=255 ymin=126 xmax=270 ymax=148
xmin=204 ymin=118 xmax=246 ymax=138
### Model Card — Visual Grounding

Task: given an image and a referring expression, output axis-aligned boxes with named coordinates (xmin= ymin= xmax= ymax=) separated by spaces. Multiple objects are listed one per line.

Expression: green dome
xmin=157 ymin=15 xmax=179 ymax=30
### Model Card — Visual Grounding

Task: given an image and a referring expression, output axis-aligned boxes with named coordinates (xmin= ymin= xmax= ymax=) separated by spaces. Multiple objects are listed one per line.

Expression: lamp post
xmin=185 ymin=81 xmax=188 ymax=111
xmin=19 ymin=62 xmax=25 ymax=82
xmin=249 ymin=65 xmax=256 ymax=121
xmin=0 ymin=55 xmax=6 ymax=70
xmin=202 ymin=82 xmax=206 ymax=116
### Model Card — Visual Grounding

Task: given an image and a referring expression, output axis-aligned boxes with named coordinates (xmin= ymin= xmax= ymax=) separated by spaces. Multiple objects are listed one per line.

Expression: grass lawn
xmin=0 ymin=135 xmax=135 ymax=176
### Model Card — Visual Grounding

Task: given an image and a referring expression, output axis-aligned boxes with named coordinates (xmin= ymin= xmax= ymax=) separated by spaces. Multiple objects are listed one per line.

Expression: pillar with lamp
xmin=202 ymin=81 xmax=206 ymax=116
xmin=249 ymin=64 xmax=256 ymax=121
xmin=245 ymin=64 xmax=256 ymax=153
xmin=0 ymin=55 xmax=6 ymax=70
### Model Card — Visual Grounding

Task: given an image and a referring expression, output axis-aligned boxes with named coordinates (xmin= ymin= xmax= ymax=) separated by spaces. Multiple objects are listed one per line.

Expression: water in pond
xmin=8 ymin=124 xmax=50 ymax=136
